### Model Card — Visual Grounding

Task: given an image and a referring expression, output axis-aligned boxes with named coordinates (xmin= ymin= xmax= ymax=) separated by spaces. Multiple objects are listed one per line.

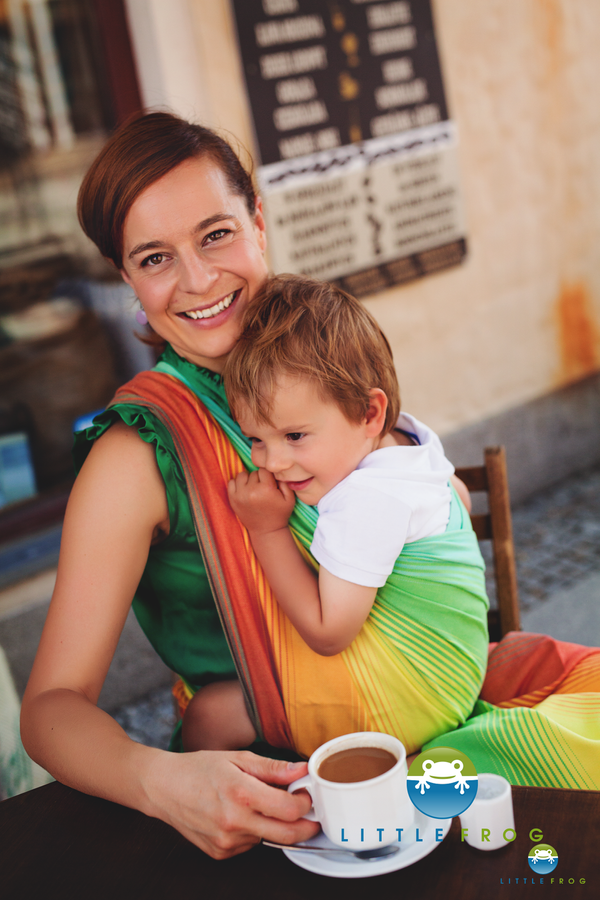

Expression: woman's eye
xmin=203 ymin=228 xmax=231 ymax=246
xmin=141 ymin=253 xmax=165 ymax=267
xmin=286 ymin=433 xmax=305 ymax=442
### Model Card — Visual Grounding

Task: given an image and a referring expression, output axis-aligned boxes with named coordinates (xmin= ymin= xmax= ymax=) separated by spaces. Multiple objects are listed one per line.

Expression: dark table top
xmin=1 ymin=781 xmax=598 ymax=899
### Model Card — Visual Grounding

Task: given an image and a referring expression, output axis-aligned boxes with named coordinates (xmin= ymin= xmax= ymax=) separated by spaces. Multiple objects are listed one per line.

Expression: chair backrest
xmin=454 ymin=446 xmax=521 ymax=642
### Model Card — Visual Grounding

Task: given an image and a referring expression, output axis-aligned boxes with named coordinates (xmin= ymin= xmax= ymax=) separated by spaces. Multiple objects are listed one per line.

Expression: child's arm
xmin=228 ymin=470 xmax=376 ymax=656
xmin=450 ymin=473 xmax=472 ymax=512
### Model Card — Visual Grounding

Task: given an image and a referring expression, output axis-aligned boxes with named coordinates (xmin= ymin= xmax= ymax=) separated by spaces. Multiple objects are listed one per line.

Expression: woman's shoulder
xmin=73 ymin=401 xmax=173 ymax=470
xmin=73 ymin=398 xmax=190 ymax=536
xmin=67 ymin=411 xmax=170 ymax=545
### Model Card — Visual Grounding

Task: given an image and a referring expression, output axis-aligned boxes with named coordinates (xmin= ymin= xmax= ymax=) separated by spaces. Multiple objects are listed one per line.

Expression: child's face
xmin=236 ymin=376 xmax=378 ymax=505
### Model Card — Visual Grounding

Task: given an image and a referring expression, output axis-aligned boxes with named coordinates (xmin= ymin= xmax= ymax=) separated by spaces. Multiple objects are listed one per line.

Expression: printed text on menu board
xmin=232 ymin=0 xmax=467 ymax=295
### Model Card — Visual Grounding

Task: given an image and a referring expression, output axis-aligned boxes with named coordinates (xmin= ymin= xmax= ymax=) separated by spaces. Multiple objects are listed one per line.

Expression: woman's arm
xmin=21 ymin=424 xmax=316 ymax=858
xmin=21 ymin=423 xmax=162 ymax=800
xmin=228 ymin=469 xmax=376 ymax=656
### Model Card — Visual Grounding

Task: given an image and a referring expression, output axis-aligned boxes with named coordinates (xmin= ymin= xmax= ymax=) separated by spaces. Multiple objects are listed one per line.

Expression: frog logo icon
xmin=528 ymin=844 xmax=558 ymax=874
xmin=407 ymin=748 xmax=478 ymax=818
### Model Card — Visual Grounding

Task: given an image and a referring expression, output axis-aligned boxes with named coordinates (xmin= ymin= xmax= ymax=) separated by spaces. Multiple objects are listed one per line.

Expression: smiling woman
xmin=77 ymin=115 xmax=268 ymax=371
xmin=119 ymin=158 xmax=267 ymax=370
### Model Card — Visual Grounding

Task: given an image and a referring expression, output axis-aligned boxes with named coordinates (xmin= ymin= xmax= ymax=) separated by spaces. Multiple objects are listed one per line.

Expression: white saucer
xmin=282 ymin=810 xmax=451 ymax=878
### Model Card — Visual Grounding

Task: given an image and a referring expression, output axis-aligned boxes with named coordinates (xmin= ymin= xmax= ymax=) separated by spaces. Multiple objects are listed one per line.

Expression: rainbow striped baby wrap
xmin=113 ymin=366 xmax=600 ymax=787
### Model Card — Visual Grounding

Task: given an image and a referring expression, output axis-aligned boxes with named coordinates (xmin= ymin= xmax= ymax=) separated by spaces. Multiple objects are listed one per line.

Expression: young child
xmin=181 ymin=275 xmax=476 ymax=752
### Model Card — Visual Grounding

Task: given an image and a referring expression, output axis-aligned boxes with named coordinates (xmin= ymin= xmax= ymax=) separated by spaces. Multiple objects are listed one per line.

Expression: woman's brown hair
xmin=224 ymin=275 xmax=401 ymax=436
xmin=77 ymin=112 xmax=257 ymax=270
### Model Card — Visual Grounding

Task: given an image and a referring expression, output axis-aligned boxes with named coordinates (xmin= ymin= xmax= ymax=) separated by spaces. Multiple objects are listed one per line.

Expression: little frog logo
xmin=407 ymin=747 xmax=478 ymax=818
xmin=528 ymin=844 xmax=558 ymax=874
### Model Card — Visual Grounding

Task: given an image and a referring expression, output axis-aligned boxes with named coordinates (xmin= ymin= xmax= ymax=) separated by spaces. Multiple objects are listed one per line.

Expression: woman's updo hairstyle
xmin=77 ymin=112 xmax=257 ymax=269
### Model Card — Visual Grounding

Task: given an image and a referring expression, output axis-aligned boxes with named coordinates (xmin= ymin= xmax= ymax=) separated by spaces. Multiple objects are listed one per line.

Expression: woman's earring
xmin=135 ymin=304 xmax=148 ymax=325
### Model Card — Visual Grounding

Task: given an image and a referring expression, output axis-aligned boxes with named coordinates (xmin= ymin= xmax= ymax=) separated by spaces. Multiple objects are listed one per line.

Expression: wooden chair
xmin=454 ymin=446 xmax=521 ymax=642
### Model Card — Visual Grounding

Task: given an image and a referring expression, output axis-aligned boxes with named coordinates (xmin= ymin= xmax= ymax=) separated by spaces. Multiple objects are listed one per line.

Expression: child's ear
xmin=364 ymin=389 xmax=388 ymax=437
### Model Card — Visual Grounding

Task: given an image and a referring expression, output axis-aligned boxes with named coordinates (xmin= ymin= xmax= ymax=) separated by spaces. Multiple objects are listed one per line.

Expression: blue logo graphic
xmin=528 ymin=844 xmax=558 ymax=874
xmin=407 ymin=748 xmax=478 ymax=818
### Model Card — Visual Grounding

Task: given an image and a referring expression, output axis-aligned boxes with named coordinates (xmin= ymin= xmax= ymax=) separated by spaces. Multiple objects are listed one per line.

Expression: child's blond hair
xmin=224 ymin=274 xmax=401 ymax=435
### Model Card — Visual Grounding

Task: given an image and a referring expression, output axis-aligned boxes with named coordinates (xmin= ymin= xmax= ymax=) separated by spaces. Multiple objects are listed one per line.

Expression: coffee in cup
xmin=317 ymin=747 xmax=397 ymax=783
xmin=288 ymin=732 xmax=414 ymax=850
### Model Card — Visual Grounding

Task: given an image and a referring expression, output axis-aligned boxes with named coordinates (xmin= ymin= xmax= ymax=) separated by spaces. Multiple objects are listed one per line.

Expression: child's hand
xmin=228 ymin=469 xmax=296 ymax=535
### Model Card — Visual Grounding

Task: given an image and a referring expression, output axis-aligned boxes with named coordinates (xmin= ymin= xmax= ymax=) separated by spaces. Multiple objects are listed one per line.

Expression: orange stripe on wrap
xmin=113 ymin=371 xmax=293 ymax=749
xmin=481 ymin=632 xmax=600 ymax=708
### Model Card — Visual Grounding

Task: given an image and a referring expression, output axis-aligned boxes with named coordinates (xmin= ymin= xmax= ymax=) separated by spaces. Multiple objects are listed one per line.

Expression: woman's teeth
xmin=183 ymin=291 xmax=236 ymax=320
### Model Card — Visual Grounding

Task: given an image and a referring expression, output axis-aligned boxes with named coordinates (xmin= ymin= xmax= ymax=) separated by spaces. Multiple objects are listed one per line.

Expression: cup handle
xmin=288 ymin=774 xmax=318 ymax=822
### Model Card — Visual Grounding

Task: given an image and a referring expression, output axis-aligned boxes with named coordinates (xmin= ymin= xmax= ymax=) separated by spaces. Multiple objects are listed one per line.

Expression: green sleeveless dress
xmin=73 ymin=345 xmax=238 ymax=709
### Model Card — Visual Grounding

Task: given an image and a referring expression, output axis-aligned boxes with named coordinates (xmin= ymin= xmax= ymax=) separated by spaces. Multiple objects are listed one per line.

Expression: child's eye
xmin=249 ymin=436 xmax=263 ymax=445
xmin=286 ymin=433 xmax=305 ymax=442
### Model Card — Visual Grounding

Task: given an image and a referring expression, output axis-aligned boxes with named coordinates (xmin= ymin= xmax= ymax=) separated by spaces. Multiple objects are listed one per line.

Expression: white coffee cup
xmin=458 ymin=773 xmax=515 ymax=851
xmin=288 ymin=732 xmax=414 ymax=851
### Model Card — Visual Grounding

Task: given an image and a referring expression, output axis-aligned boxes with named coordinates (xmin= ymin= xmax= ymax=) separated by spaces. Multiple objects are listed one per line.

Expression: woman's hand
xmin=144 ymin=749 xmax=319 ymax=859
xmin=228 ymin=469 xmax=295 ymax=536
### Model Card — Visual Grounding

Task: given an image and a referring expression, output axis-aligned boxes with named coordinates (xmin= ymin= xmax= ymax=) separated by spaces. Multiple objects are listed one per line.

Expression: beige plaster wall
xmin=189 ymin=0 xmax=600 ymax=435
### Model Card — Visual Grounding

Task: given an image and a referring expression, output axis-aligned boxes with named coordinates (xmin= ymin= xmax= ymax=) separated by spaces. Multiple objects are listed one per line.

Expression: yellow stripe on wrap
xmin=341 ymin=616 xmax=475 ymax=754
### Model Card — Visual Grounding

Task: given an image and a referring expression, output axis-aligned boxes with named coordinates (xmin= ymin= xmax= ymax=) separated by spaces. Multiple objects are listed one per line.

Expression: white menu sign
xmin=233 ymin=0 xmax=467 ymax=295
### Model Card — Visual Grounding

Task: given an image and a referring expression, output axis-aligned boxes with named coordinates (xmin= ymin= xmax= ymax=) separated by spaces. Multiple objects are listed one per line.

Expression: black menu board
xmin=231 ymin=0 xmax=466 ymax=296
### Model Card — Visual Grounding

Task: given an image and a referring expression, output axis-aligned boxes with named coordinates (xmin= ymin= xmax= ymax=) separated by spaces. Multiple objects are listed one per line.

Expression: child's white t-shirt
xmin=310 ymin=413 xmax=454 ymax=588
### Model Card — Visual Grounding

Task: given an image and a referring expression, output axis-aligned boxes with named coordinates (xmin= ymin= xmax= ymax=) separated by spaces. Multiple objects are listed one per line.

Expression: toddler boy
xmin=182 ymin=275 xmax=471 ymax=751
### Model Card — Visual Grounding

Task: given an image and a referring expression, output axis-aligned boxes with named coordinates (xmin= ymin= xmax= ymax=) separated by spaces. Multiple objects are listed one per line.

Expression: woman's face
xmin=120 ymin=156 xmax=268 ymax=371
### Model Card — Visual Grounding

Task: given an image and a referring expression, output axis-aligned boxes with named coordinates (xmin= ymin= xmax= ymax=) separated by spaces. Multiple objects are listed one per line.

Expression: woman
xmin=20 ymin=113 xmax=319 ymax=859
xmin=21 ymin=113 xmax=600 ymax=859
